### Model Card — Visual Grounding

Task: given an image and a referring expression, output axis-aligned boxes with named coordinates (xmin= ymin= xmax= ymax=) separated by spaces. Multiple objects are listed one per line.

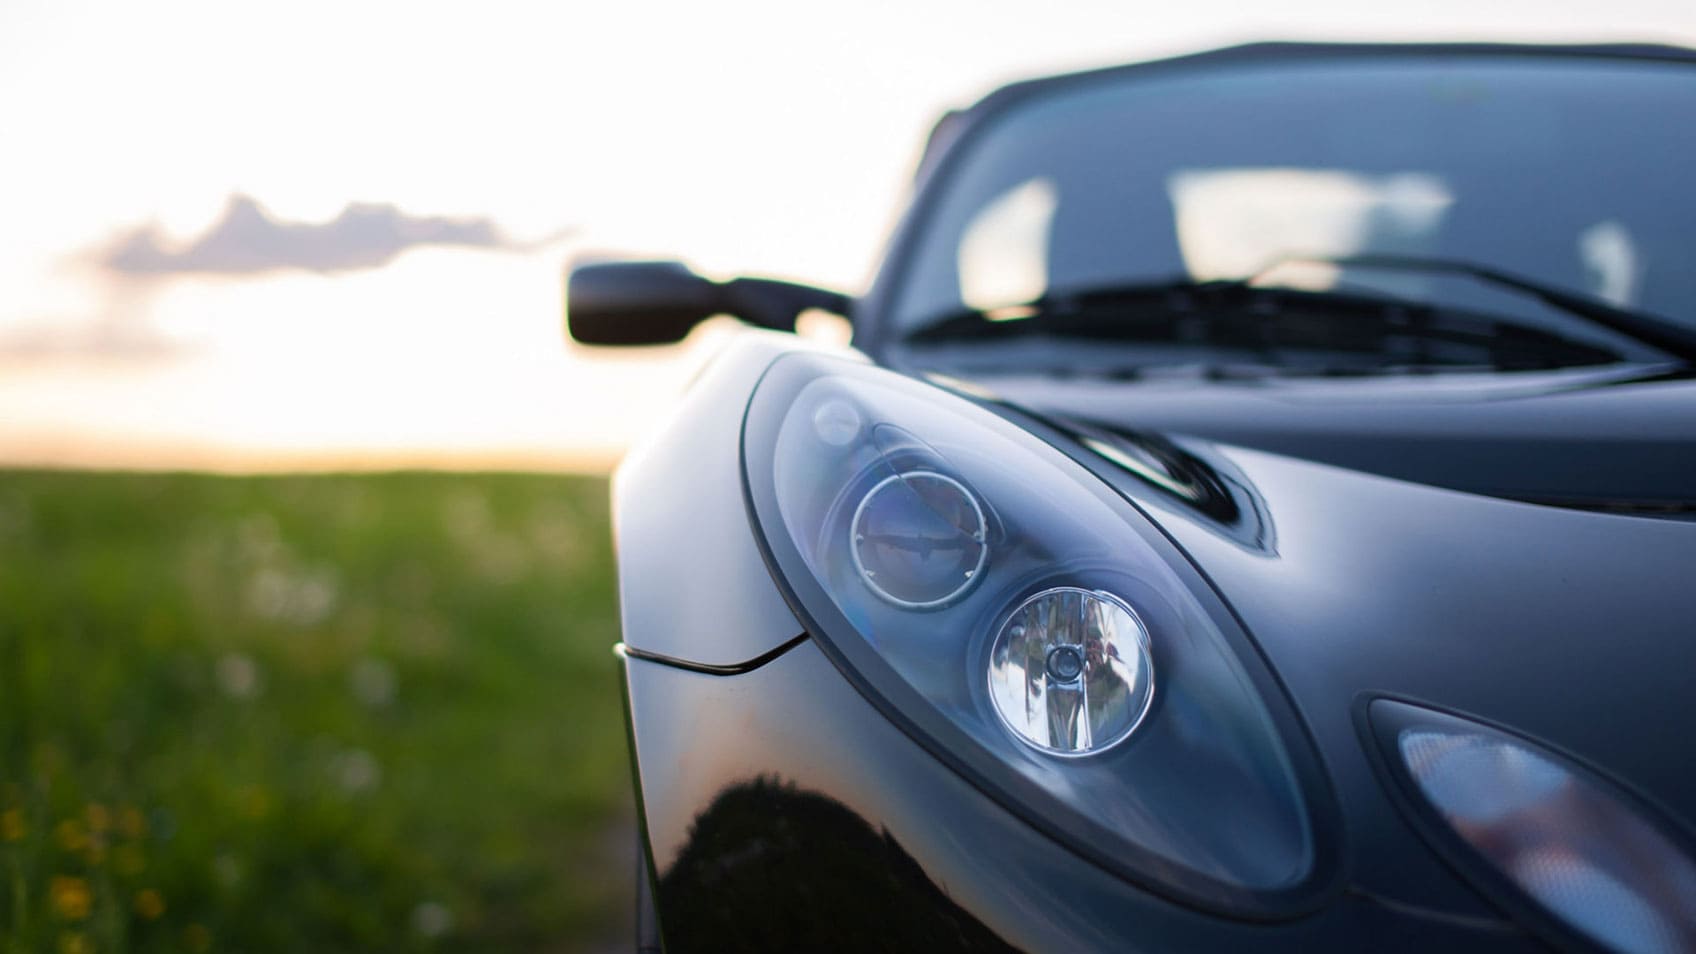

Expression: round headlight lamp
xmin=989 ymin=587 xmax=1154 ymax=756
xmin=741 ymin=351 xmax=1337 ymax=916
xmin=850 ymin=470 xmax=988 ymax=609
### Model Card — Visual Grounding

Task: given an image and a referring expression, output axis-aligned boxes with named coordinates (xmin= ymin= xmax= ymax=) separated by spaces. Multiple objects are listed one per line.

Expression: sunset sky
xmin=4 ymin=0 xmax=1694 ymax=471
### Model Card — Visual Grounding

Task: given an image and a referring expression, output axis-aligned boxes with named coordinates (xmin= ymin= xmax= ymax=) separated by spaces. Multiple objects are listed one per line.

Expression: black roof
xmin=983 ymin=40 xmax=1696 ymax=108
xmin=914 ymin=41 xmax=1696 ymax=181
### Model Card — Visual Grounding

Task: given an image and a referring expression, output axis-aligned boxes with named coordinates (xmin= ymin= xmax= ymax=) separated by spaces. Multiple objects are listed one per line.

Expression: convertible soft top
xmin=914 ymin=41 xmax=1696 ymax=184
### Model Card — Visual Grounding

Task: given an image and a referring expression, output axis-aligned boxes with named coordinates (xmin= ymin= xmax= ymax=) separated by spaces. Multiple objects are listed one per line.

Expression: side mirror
xmin=566 ymin=259 xmax=850 ymax=346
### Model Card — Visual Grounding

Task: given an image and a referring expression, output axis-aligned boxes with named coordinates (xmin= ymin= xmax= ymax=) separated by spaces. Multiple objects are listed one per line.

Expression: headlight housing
xmin=740 ymin=352 xmax=1338 ymax=916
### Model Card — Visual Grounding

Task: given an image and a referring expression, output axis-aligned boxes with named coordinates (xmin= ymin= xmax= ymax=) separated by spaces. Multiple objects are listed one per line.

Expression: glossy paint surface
xmin=611 ymin=333 xmax=846 ymax=667
xmin=1078 ymin=432 xmax=1696 ymax=831
xmin=977 ymin=366 xmax=1696 ymax=509
xmin=623 ymin=643 xmax=1541 ymax=952
xmin=1011 ymin=406 xmax=1696 ymax=927
xmin=612 ymin=332 xmax=1696 ymax=948
xmin=608 ymin=43 xmax=1696 ymax=952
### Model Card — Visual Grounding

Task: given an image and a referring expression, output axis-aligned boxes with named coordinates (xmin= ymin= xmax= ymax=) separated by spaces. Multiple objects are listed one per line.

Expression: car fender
xmin=610 ymin=330 xmax=866 ymax=668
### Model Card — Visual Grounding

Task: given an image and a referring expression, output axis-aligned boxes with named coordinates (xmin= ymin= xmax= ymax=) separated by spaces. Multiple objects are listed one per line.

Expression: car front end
xmin=581 ymin=42 xmax=1696 ymax=953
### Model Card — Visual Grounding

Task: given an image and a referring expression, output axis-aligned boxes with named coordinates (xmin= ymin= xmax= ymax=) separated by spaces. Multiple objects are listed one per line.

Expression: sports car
xmin=568 ymin=42 xmax=1696 ymax=952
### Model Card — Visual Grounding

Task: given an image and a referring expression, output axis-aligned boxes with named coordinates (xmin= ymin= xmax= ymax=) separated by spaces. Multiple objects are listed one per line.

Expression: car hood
xmin=974 ymin=362 xmax=1696 ymax=515
xmin=975 ymin=368 xmax=1696 ymax=856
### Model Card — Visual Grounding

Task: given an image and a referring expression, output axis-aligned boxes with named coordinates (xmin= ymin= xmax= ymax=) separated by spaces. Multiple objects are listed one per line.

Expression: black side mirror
xmin=566 ymin=259 xmax=850 ymax=346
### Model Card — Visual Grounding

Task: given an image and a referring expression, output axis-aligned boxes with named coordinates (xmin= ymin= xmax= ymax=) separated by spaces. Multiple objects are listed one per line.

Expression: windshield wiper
xmin=1257 ymin=254 xmax=1696 ymax=364
xmin=902 ymin=277 xmax=1629 ymax=372
xmin=903 ymin=255 xmax=1696 ymax=368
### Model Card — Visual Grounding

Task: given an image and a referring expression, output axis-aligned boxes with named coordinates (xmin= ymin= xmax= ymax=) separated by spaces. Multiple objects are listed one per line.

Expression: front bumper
xmin=621 ymin=637 xmax=1541 ymax=953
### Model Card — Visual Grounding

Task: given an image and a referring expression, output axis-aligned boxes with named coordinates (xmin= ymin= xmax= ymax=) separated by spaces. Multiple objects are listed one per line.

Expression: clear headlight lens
xmin=1375 ymin=700 xmax=1696 ymax=953
xmin=741 ymin=352 xmax=1335 ymax=914
xmin=850 ymin=470 xmax=988 ymax=608
xmin=987 ymin=587 xmax=1154 ymax=756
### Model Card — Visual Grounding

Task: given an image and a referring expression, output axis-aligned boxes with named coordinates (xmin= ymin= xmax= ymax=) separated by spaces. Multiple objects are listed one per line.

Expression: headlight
xmin=850 ymin=469 xmax=987 ymax=608
xmin=1369 ymin=700 xmax=1696 ymax=954
xmin=741 ymin=352 xmax=1338 ymax=916
xmin=986 ymin=586 xmax=1154 ymax=756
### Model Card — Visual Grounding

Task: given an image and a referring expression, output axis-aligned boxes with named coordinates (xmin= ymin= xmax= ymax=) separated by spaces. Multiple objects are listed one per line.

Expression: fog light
xmin=988 ymin=587 xmax=1154 ymax=756
xmin=1380 ymin=702 xmax=1696 ymax=954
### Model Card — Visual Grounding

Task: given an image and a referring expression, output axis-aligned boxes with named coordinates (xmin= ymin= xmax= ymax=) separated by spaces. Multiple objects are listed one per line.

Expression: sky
xmin=3 ymin=0 xmax=1694 ymax=471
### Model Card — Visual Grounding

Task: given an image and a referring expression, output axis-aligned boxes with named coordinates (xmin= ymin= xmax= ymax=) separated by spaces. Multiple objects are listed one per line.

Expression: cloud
xmin=98 ymin=194 xmax=563 ymax=276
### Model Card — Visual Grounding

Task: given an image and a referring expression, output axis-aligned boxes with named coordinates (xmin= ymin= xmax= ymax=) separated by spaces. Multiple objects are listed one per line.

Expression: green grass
xmin=0 ymin=471 xmax=629 ymax=953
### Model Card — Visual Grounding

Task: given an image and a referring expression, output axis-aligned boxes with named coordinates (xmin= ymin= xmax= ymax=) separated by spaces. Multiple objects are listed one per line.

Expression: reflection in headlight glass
xmin=754 ymin=357 xmax=1318 ymax=896
xmin=850 ymin=471 xmax=987 ymax=609
xmin=987 ymin=587 xmax=1154 ymax=756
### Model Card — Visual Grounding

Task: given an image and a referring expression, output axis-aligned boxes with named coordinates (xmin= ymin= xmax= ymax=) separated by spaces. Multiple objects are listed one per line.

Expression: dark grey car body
xmin=579 ymin=43 xmax=1696 ymax=953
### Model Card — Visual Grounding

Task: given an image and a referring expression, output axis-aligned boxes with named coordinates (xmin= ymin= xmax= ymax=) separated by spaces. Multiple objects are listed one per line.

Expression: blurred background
xmin=3 ymin=1 xmax=1693 ymax=951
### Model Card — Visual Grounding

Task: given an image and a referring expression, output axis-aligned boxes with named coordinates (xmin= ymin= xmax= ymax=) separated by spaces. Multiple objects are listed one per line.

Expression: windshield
xmin=887 ymin=55 xmax=1696 ymax=362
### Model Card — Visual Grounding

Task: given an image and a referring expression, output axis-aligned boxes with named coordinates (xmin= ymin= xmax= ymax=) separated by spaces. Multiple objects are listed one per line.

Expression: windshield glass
xmin=888 ymin=56 xmax=1696 ymax=354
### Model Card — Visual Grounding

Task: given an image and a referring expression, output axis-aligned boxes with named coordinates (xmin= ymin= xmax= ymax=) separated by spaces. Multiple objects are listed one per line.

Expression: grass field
xmin=0 ymin=471 xmax=630 ymax=953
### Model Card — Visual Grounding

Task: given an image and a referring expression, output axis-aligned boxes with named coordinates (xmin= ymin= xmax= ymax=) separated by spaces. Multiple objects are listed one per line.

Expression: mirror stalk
xmin=567 ymin=260 xmax=850 ymax=346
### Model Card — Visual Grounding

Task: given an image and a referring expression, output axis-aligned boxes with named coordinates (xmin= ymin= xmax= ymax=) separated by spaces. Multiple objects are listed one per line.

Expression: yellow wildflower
xmin=118 ymin=806 xmax=147 ymax=840
xmin=54 ymin=819 xmax=86 ymax=852
xmin=85 ymin=804 xmax=110 ymax=833
xmin=49 ymin=876 xmax=92 ymax=920
xmin=183 ymin=923 xmax=212 ymax=952
xmin=134 ymin=889 xmax=166 ymax=920
xmin=57 ymin=932 xmax=92 ymax=954
xmin=1 ymin=808 xmax=25 ymax=842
